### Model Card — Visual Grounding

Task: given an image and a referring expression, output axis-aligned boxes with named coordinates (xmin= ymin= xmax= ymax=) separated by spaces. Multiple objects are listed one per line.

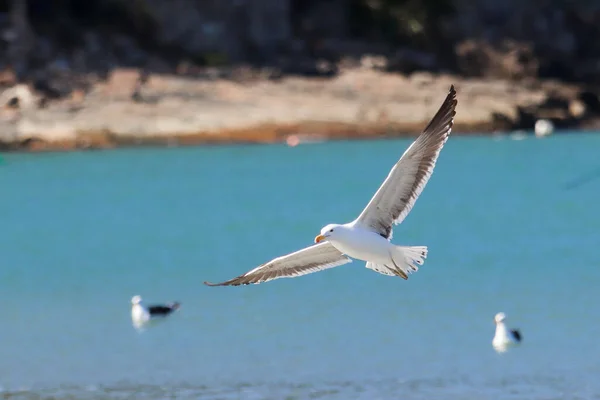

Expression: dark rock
xmin=387 ymin=49 xmax=438 ymax=74
xmin=579 ymin=90 xmax=600 ymax=115
xmin=455 ymin=39 xmax=538 ymax=79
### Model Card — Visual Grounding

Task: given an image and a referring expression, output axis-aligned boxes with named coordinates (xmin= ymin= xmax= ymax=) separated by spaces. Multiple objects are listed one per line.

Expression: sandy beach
xmin=0 ymin=66 xmax=597 ymax=152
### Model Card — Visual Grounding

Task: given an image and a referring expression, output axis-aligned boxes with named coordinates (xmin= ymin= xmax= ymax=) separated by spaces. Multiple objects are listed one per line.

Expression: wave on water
xmin=0 ymin=375 xmax=587 ymax=400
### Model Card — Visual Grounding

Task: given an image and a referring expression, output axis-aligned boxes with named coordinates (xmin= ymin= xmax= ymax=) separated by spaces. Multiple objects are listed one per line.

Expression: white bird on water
xmin=204 ymin=85 xmax=458 ymax=287
xmin=131 ymin=295 xmax=181 ymax=330
xmin=492 ymin=312 xmax=522 ymax=353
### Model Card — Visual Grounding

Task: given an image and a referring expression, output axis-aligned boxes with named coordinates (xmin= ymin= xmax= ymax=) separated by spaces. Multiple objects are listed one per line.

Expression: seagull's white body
xmin=131 ymin=301 xmax=151 ymax=330
xmin=493 ymin=312 xmax=522 ymax=353
xmin=326 ymin=224 xmax=391 ymax=262
xmin=131 ymin=295 xmax=180 ymax=331
xmin=205 ymin=85 xmax=457 ymax=287
xmin=317 ymin=223 xmax=427 ymax=278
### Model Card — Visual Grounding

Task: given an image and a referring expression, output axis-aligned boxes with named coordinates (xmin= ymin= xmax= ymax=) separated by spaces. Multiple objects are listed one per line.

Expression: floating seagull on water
xmin=204 ymin=85 xmax=457 ymax=287
xmin=492 ymin=312 xmax=522 ymax=353
xmin=131 ymin=295 xmax=181 ymax=330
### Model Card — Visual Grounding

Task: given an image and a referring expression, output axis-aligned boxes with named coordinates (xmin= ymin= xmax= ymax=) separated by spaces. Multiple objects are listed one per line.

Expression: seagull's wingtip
xmin=446 ymin=84 xmax=458 ymax=111
xmin=204 ymin=280 xmax=240 ymax=287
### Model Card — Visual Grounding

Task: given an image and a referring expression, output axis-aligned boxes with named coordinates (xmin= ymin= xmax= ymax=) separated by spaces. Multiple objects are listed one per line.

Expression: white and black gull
xmin=131 ymin=295 xmax=181 ymax=330
xmin=204 ymin=85 xmax=458 ymax=287
xmin=492 ymin=312 xmax=522 ymax=353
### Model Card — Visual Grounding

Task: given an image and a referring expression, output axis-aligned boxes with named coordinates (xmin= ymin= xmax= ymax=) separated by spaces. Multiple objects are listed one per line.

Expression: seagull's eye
xmin=329 ymin=229 xmax=334 ymax=232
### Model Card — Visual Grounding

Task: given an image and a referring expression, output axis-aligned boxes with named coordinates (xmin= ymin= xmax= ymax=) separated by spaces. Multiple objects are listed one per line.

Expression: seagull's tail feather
xmin=365 ymin=245 xmax=427 ymax=280
xmin=391 ymin=245 xmax=428 ymax=279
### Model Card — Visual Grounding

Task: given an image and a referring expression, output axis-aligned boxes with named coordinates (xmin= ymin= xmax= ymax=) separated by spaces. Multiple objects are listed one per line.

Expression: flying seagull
xmin=131 ymin=295 xmax=181 ymax=330
xmin=204 ymin=85 xmax=457 ymax=287
xmin=492 ymin=312 xmax=522 ymax=353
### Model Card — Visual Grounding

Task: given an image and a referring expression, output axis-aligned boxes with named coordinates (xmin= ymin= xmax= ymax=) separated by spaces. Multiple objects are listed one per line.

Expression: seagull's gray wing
xmin=204 ymin=242 xmax=352 ymax=286
xmin=353 ymin=85 xmax=457 ymax=240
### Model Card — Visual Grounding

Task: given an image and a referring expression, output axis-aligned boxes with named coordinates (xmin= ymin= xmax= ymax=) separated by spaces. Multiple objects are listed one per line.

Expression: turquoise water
xmin=1 ymin=132 xmax=599 ymax=399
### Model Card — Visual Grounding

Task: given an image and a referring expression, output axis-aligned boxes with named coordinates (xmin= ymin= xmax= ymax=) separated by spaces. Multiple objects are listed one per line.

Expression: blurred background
xmin=1 ymin=2 xmax=600 ymax=400
xmin=1 ymin=0 xmax=600 ymax=150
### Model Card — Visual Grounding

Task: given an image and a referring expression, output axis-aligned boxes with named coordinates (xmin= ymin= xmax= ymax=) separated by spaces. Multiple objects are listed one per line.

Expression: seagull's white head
xmin=494 ymin=312 xmax=506 ymax=324
xmin=131 ymin=295 xmax=142 ymax=305
xmin=314 ymin=224 xmax=342 ymax=243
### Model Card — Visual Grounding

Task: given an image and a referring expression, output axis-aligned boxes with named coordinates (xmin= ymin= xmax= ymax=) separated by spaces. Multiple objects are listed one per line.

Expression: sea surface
xmin=0 ymin=131 xmax=599 ymax=399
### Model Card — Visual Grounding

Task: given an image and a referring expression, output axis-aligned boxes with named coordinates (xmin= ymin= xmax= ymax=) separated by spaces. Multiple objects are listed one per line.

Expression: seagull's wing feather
xmin=204 ymin=242 xmax=352 ymax=286
xmin=354 ymin=85 xmax=457 ymax=239
xmin=147 ymin=305 xmax=176 ymax=316
xmin=510 ymin=329 xmax=522 ymax=342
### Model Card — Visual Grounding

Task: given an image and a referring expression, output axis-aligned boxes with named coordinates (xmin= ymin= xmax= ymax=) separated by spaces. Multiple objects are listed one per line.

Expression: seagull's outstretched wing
xmin=204 ymin=242 xmax=352 ymax=286
xmin=353 ymin=85 xmax=457 ymax=239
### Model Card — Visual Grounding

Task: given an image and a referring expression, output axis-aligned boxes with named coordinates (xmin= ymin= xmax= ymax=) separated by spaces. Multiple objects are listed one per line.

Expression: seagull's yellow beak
xmin=314 ymin=234 xmax=326 ymax=243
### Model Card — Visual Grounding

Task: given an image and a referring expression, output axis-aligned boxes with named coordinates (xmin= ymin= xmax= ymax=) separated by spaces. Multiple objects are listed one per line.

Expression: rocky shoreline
xmin=2 ymin=1 xmax=600 ymax=152
xmin=0 ymin=66 xmax=599 ymax=152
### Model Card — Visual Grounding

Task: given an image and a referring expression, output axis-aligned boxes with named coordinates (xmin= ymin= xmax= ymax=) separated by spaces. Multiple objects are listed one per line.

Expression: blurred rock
xmin=0 ymin=0 xmax=599 ymax=151
xmin=569 ymin=99 xmax=586 ymax=118
xmin=455 ymin=40 xmax=538 ymax=79
xmin=104 ymin=68 xmax=140 ymax=98
xmin=1 ymin=68 xmax=597 ymax=152
xmin=0 ymin=83 xmax=37 ymax=110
